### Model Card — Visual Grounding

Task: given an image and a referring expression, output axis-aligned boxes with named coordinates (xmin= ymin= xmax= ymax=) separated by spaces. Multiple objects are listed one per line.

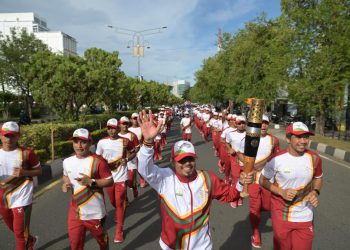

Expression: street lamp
xmin=107 ymin=25 xmax=167 ymax=81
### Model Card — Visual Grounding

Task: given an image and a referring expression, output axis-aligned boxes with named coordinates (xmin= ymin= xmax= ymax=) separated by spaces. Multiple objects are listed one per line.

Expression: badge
xmin=175 ymin=188 xmax=183 ymax=196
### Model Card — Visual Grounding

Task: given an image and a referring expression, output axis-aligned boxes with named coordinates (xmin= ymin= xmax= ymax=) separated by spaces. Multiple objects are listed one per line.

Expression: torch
xmin=240 ymin=98 xmax=265 ymax=198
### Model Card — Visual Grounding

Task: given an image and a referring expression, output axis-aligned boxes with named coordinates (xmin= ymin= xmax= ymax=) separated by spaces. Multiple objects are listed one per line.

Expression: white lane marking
xmin=320 ymin=155 xmax=350 ymax=169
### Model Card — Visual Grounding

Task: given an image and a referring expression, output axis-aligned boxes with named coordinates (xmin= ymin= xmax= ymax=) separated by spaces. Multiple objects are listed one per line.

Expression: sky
xmin=0 ymin=0 xmax=281 ymax=85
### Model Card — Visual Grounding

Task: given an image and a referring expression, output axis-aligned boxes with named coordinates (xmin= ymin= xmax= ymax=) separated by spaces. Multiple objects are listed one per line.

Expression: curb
xmin=269 ymin=125 xmax=350 ymax=164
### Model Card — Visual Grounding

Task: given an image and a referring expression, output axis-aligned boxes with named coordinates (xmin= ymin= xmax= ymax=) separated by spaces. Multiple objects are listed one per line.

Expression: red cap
xmin=286 ymin=122 xmax=314 ymax=136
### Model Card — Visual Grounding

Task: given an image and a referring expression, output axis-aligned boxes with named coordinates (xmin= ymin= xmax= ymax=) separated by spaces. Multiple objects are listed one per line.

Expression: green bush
xmin=35 ymin=149 xmax=50 ymax=163
xmin=91 ymin=129 xmax=108 ymax=143
xmin=50 ymin=141 xmax=74 ymax=159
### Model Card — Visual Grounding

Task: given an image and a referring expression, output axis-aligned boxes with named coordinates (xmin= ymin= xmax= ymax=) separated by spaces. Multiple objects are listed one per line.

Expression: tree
xmin=0 ymin=28 xmax=49 ymax=119
xmin=281 ymin=0 xmax=350 ymax=134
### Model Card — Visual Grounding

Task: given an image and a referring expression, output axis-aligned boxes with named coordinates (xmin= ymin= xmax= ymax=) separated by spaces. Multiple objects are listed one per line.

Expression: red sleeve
xmin=126 ymin=139 xmax=135 ymax=152
xmin=26 ymin=149 xmax=40 ymax=168
xmin=96 ymin=157 xmax=112 ymax=179
xmin=132 ymin=133 xmax=140 ymax=148
xmin=207 ymin=171 xmax=240 ymax=202
xmin=314 ymin=154 xmax=323 ymax=178
xmin=273 ymin=136 xmax=280 ymax=154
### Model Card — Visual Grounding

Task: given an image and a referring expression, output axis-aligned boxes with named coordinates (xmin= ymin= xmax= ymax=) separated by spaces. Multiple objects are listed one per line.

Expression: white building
xmin=0 ymin=12 xmax=77 ymax=55
xmin=166 ymin=80 xmax=191 ymax=98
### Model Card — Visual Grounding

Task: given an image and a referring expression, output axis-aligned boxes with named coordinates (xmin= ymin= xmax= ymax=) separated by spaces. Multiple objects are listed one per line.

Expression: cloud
xmin=207 ymin=0 xmax=258 ymax=23
xmin=0 ymin=0 xmax=280 ymax=84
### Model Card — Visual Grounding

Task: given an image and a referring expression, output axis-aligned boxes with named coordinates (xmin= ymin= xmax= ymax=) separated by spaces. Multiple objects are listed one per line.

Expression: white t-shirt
xmin=63 ymin=155 xmax=112 ymax=220
xmin=202 ymin=113 xmax=211 ymax=127
xmin=128 ymin=127 xmax=142 ymax=141
xmin=96 ymin=137 xmax=131 ymax=181
xmin=262 ymin=150 xmax=323 ymax=222
xmin=0 ymin=148 xmax=40 ymax=208
xmin=180 ymin=117 xmax=192 ymax=134
xmin=118 ymin=132 xmax=139 ymax=170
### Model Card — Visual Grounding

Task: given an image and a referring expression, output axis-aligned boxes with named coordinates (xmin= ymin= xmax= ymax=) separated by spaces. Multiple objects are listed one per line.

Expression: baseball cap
xmin=227 ymin=114 xmax=234 ymax=120
xmin=286 ymin=122 xmax=314 ymax=136
xmin=119 ymin=116 xmax=130 ymax=123
xmin=131 ymin=113 xmax=139 ymax=119
xmin=262 ymin=114 xmax=269 ymax=122
xmin=72 ymin=128 xmax=91 ymax=141
xmin=107 ymin=118 xmax=118 ymax=128
xmin=171 ymin=140 xmax=197 ymax=162
xmin=1 ymin=121 xmax=19 ymax=135
xmin=236 ymin=116 xmax=246 ymax=123
xmin=213 ymin=111 xmax=218 ymax=116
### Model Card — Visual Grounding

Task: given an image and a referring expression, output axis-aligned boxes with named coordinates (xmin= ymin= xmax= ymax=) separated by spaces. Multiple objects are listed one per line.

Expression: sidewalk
xmin=269 ymin=124 xmax=350 ymax=163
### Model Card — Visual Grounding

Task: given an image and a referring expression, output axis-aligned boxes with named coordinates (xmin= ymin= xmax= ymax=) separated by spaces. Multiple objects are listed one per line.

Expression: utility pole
xmin=107 ymin=25 xmax=167 ymax=81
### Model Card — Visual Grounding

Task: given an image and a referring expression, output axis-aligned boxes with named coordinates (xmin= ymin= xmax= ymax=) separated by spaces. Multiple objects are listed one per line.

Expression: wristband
xmin=312 ymin=189 xmax=320 ymax=196
xmin=90 ymin=179 xmax=97 ymax=187
xmin=143 ymin=140 xmax=154 ymax=148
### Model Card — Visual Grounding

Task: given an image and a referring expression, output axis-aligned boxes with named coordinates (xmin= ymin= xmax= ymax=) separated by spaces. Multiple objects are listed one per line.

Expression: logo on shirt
xmin=200 ymin=187 xmax=208 ymax=198
xmin=175 ymin=188 xmax=183 ymax=196
xmin=283 ymin=168 xmax=292 ymax=174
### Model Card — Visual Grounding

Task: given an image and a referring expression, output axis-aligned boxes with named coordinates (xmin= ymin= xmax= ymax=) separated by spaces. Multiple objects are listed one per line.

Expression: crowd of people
xmin=0 ymin=104 xmax=323 ymax=250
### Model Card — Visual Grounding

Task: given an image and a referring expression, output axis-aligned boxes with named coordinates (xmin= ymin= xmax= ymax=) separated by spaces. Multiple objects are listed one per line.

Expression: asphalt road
xmin=1 ymin=121 xmax=349 ymax=249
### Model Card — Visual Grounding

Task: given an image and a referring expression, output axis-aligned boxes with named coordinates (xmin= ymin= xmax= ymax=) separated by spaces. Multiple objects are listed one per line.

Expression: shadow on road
xmin=220 ymin=211 xmax=272 ymax=250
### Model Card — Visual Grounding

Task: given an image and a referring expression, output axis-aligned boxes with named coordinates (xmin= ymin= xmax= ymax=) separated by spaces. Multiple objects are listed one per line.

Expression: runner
xmin=62 ymin=128 xmax=113 ymax=249
xmin=226 ymin=115 xmax=246 ymax=208
xmin=137 ymin=110 xmax=254 ymax=250
xmin=128 ymin=113 xmax=147 ymax=188
xmin=117 ymin=116 xmax=139 ymax=200
xmin=0 ymin=121 xmax=42 ymax=250
xmin=260 ymin=122 xmax=323 ymax=250
xmin=237 ymin=115 xmax=280 ymax=248
xmin=180 ymin=111 xmax=193 ymax=141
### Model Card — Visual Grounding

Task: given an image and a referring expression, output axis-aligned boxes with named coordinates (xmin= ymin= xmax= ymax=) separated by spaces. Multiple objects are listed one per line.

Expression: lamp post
xmin=107 ymin=25 xmax=167 ymax=81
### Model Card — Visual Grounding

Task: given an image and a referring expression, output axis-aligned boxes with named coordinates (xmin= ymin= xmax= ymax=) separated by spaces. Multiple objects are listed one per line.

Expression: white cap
xmin=236 ymin=116 xmax=246 ymax=123
xmin=131 ymin=113 xmax=139 ymax=118
xmin=72 ymin=128 xmax=91 ymax=141
xmin=213 ymin=111 xmax=218 ymax=116
xmin=1 ymin=121 xmax=19 ymax=135
xmin=119 ymin=116 xmax=130 ymax=123
xmin=262 ymin=114 xmax=269 ymax=122
xmin=107 ymin=118 xmax=118 ymax=128
xmin=171 ymin=140 xmax=197 ymax=162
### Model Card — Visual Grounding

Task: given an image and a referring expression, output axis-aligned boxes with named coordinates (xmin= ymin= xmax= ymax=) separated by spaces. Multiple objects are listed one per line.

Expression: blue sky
xmin=1 ymin=0 xmax=281 ymax=85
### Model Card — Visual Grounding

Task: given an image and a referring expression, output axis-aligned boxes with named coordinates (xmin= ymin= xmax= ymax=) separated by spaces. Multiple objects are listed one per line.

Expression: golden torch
xmin=240 ymin=98 xmax=265 ymax=198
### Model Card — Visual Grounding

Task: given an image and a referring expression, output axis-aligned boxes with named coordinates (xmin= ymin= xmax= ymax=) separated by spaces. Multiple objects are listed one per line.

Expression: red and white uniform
xmin=180 ymin=117 xmax=192 ymax=141
xmin=219 ymin=127 xmax=235 ymax=179
xmin=0 ymin=147 xmax=40 ymax=250
xmin=261 ymin=149 xmax=323 ymax=249
xmin=0 ymin=148 xmax=40 ymax=208
xmin=226 ymin=130 xmax=246 ymax=183
xmin=95 ymin=136 xmax=134 ymax=239
xmin=63 ymin=155 xmax=111 ymax=220
xmin=63 ymin=154 xmax=112 ymax=250
xmin=238 ymin=134 xmax=280 ymax=243
xmin=118 ymin=132 xmax=139 ymax=171
xmin=96 ymin=137 xmax=132 ymax=182
xmin=138 ymin=146 xmax=244 ymax=250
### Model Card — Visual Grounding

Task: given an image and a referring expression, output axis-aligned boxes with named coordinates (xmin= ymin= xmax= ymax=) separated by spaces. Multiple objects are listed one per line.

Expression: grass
xmin=311 ymin=134 xmax=350 ymax=152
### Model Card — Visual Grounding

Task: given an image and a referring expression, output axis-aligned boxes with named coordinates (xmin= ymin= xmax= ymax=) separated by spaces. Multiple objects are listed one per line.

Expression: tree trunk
xmin=315 ymin=113 xmax=325 ymax=135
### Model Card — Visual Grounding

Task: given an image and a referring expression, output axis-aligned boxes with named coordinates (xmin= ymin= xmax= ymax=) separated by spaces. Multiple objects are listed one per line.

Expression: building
xmin=165 ymin=80 xmax=191 ymax=98
xmin=0 ymin=12 xmax=77 ymax=55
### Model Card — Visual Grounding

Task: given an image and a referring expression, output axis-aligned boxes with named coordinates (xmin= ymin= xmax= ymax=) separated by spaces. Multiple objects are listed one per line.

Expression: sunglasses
xmin=131 ymin=117 xmax=138 ymax=120
xmin=236 ymin=122 xmax=246 ymax=125
xmin=107 ymin=126 xmax=116 ymax=130
xmin=120 ymin=122 xmax=129 ymax=125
